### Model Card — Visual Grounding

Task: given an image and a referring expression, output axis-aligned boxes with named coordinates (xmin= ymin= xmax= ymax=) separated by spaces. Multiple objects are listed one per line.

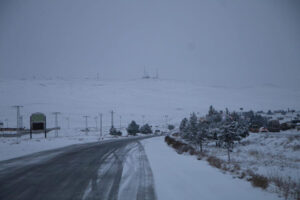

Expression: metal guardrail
xmin=0 ymin=127 xmax=60 ymax=137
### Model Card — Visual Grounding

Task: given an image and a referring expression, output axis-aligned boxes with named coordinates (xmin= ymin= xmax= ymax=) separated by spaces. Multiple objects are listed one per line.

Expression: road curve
xmin=0 ymin=137 xmax=157 ymax=200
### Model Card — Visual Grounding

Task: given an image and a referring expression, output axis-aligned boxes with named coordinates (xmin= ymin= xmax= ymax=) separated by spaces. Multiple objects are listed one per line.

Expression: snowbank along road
xmin=0 ymin=137 xmax=157 ymax=200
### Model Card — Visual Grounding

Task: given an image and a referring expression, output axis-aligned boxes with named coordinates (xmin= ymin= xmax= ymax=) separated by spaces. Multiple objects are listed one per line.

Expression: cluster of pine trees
xmin=127 ymin=120 xmax=153 ymax=136
xmin=179 ymin=106 xmax=250 ymax=161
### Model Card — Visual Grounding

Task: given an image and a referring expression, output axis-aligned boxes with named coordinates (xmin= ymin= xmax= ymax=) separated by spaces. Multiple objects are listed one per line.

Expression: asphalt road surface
xmin=0 ymin=137 xmax=157 ymax=200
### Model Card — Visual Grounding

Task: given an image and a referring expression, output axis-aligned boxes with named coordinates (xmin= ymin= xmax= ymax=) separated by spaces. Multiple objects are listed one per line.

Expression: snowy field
xmin=1 ymin=78 xmax=300 ymax=161
xmin=142 ymin=137 xmax=280 ymax=200
xmin=202 ymin=130 xmax=300 ymax=199
xmin=207 ymin=130 xmax=300 ymax=181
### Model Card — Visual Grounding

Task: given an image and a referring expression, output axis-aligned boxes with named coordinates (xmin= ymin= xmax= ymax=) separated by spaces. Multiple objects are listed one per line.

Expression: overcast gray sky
xmin=0 ymin=0 xmax=299 ymax=87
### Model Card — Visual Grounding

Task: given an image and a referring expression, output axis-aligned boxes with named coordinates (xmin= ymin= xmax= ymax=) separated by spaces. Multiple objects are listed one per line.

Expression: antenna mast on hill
xmin=142 ymin=66 xmax=150 ymax=79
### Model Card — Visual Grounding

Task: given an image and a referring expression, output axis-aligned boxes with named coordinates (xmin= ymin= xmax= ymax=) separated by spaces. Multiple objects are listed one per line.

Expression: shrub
xmin=165 ymin=136 xmax=170 ymax=143
xmin=173 ymin=141 xmax=184 ymax=149
xmin=251 ymin=174 xmax=269 ymax=189
xmin=164 ymin=136 xmax=198 ymax=156
xmin=207 ymin=156 xmax=223 ymax=169
xmin=189 ymin=148 xmax=196 ymax=155
xmin=268 ymin=175 xmax=298 ymax=200
xmin=239 ymin=172 xmax=246 ymax=179
xmin=197 ymin=152 xmax=207 ymax=160
xmin=181 ymin=145 xmax=190 ymax=153
xmin=233 ymin=163 xmax=241 ymax=171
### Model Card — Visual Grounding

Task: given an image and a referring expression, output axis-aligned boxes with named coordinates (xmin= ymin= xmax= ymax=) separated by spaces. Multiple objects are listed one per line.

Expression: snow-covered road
xmin=0 ymin=137 xmax=156 ymax=200
xmin=142 ymin=137 xmax=282 ymax=200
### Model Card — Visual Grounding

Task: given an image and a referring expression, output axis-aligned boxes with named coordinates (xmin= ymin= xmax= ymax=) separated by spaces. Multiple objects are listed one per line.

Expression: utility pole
xmin=94 ymin=116 xmax=98 ymax=131
xmin=119 ymin=115 xmax=122 ymax=130
xmin=110 ymin=110 xmax=114 ymax=128
xmin=66 ymin=117 xmax=70 ymax=129
xmin=83 ymin=115 xmax=89 ymax=135
xmin=99 ymin=113 xmax=103 ymax=140
xmin=52 ymin=112 xmax=61 ymax=137
xmin=19 ymin=116 xmax=23 ymax=129
xmin=12 ymin=105 xmax=23 ymax=131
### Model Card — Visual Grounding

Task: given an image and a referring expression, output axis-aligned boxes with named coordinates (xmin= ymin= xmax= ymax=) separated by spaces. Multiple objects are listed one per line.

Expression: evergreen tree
xmin=168 ymin=124 xmax=175 ymax=131
xmin=179 ymin=118 xmax=188 ymax=132
xmin=219 ymin=123 xmax=235 ymax=162
xmin=267 ymin=110 xmax=273 ymax=115
xmin=208 ymin=105 xmax=216 ymax=116
xmin=230 ymin=111 xmax=240 ymax=122
xmin=188 ymin=113 xmax=198 ymax=141
xmin=140 ymin=124 xmax=152 ymax=134
xmin=179 ymin=118 xmax=188 ymax=138
xmin=196 ymin=121 xmax=208 ymax=152
xmin=251 ymin=114 xmax=267 ymax=128
xmin=225 ymin=108 xmax=229 ymax=115
xmin=127 ymin=121 xmax=140 ymax=136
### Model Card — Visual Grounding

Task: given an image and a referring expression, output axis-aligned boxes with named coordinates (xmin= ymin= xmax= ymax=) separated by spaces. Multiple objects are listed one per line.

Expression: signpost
xmin=30 ymin=113 xmax=47 ymax=139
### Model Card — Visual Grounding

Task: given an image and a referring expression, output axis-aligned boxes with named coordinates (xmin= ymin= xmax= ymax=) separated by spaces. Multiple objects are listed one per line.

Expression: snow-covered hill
xmin=1 ymin=78 xmax=299 ymax=130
